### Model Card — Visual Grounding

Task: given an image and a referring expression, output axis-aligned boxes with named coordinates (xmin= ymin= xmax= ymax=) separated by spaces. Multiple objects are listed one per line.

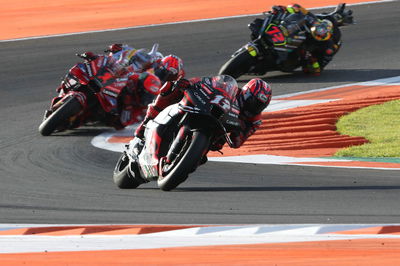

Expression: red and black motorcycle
xmin=38 ymin=45 xmax=159 ymax=136
xmin=113 ymin=75 xmax=242 ymax=191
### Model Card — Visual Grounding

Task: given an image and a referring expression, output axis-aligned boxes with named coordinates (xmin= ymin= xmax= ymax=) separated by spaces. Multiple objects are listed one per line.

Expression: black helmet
xmin=240 ymin=78 xmax=272 ymax=116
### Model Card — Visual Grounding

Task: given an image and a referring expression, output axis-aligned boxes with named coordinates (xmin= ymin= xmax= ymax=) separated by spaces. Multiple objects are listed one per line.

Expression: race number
xmin=210 ymin=95 xmax=231 ymax=111
xmin=265 ymin=25 xmax=286 ymax=46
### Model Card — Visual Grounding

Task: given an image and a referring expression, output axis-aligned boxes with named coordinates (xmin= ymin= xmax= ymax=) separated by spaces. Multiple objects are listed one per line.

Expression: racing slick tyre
xmin=38 ymin=97 xmax=82 ymax=136
xmin=157 ymin=130 xmax=209 ymax=191
xmin=113 ymin=153 xmax=144 ymax=189
xmin=218 ymin=50 xmax=256 ymax=79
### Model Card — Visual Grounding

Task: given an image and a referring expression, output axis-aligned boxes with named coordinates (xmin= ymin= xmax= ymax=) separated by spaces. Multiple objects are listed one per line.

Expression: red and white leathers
xmin=118 ymin=71 xmax=161 ymax=128
xmin=134 ymin=77 xmax=272 ymax=150
xmin=100 ymin=50 xmax=162 ymax=127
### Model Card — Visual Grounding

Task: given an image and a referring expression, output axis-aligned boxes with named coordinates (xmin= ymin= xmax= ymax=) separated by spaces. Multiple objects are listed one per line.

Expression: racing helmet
xmin=310 ymin=19 xmax=333 ymax=41
xmin=240 ymin=78 xmax=272 ymax=116
xmin=154 ymin=55 xmax=184 ymax=82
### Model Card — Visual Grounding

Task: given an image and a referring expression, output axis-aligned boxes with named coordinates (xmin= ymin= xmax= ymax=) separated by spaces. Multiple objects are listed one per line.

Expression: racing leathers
xmin=117 ymin=71 xmax=161 ymax=128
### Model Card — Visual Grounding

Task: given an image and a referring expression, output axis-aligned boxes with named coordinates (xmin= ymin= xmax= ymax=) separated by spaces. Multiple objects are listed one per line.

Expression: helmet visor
xmin=243 ymin=90 xmax=267 ymax=115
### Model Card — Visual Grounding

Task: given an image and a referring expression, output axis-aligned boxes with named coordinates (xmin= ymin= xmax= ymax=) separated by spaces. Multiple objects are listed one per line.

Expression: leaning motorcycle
xmin=113 ymin=75 xmax=242 ymax=191
xmin=38 ymin=44 xmax=160 ymax=136
xmin=218 ymin=3 xmax=353 ymax=79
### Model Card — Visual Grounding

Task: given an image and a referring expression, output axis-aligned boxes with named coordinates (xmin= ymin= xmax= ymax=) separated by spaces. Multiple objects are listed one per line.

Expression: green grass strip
xmin=335 ymin=99 xmax=400 ymax=157
xmin=329 ymin=156 xmax=400 ymax=163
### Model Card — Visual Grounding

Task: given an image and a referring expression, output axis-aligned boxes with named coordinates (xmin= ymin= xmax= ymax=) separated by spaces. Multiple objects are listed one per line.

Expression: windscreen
xmin=210 ymin=75 xmax=238 ymax=100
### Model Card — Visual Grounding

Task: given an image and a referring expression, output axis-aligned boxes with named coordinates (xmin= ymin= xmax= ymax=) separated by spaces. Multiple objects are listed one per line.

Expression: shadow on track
xmin=45 ymin=127 xmax=115 ymax=137
xmin=176 ymin=185 xmax=400 ymax=192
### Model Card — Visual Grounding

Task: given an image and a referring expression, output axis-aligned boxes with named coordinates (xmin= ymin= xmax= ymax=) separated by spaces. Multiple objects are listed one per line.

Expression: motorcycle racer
xmin=249 ymin=3 xmax=353 ymax=75
xmin=68 ymin=44 xmax=185 ymax=128
xmin=55 ymin=48 xmax=162 ymax=129
xmin=134 ymin=75 xmax=272 ymax=154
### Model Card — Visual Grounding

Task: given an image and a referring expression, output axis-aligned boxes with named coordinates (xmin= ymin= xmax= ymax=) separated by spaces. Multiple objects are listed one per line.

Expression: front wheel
xmin=113 ymin=153 xmax=144 ymax=189
xmin=157 ymin=131 xmax=209 ymax=191
xmin=218 ymin=50 xmax=256 ymax=79
xmin=38 ymin=97 xmax=82 ymax=136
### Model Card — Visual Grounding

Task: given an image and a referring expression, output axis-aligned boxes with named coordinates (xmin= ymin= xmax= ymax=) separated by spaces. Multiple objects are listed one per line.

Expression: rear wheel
xmin=113 ymin=153 xmax=144 ymax=189
xmin=157 ymin=130 xmax=209 ymax=191
xmin=38 ymin=97 xmax=82 ymax=136
xmin=218 ymin=50 xmax=256 ymax=79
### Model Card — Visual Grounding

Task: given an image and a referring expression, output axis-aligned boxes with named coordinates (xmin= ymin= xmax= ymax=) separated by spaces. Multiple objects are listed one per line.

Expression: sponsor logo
xmin=258 ymin=93 xmax=269 ymax=103
xmin=198 ymin=87 xmax=210 ymax=98
xmin=103 ymin=89 xmax=118 ymax=98
xmin=193 ymin=91 xmax=206 ymax=105
xmin=226 ymin=119 xmax=240 ymax=126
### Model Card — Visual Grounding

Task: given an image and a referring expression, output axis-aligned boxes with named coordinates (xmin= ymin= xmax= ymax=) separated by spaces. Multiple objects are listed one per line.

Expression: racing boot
xmin=303 ymin=60 xmax=321 ymax=76
xmin=134 ymin=104 xmax=161 ymax=139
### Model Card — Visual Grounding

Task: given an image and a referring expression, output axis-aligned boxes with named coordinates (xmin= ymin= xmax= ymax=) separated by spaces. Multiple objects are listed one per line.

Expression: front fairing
xmin=181 ymin=81 xmax=241 ymax=132
xmin=244 ymin=13 xmax=307 ymax=58
xmin=138 ymin=104 xmax=181 ymax=181
xmin=70 ymin=56 xmax=129 ymax=113
xmin=138 ymin=119 xmax=160 ymax=180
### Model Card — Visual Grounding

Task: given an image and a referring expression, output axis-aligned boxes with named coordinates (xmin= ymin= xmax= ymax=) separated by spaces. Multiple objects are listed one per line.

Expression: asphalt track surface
xmin=0 ymin=2 xmax=399 ymax=224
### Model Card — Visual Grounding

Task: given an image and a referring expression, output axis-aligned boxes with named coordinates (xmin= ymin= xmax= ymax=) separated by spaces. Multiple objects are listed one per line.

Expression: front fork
xmin=165 ymin=126 xmax=191 ymax=164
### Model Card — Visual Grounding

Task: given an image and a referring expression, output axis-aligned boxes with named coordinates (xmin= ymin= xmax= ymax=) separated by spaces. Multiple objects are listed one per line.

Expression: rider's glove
xmin=231 ymin=131 xmax=246 ymax=149
xmin=173 ymin=78 xmax=191 ymax=90
xmin=210 ymin=138 xmax=225 ymax=151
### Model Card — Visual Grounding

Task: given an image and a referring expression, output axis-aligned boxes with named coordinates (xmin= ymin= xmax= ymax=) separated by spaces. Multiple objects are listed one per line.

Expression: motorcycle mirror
xmin=334 ymin=3 xmax=346 ymax=14
xmin=148 ymin=43 xmax=159 ymax=58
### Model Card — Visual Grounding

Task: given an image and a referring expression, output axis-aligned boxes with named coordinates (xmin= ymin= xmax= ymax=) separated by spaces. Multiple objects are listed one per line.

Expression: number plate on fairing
xmin=265 ymin=24 xmax=287 ymax=46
